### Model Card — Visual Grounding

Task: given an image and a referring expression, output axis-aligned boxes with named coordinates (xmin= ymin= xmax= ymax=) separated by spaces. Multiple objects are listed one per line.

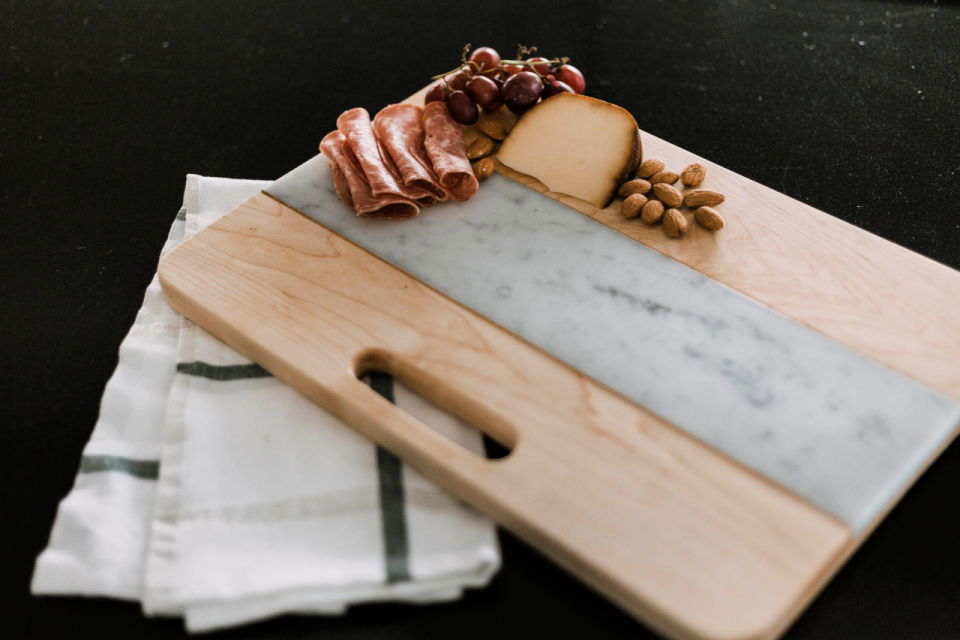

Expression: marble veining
xmin=266 ymin=154 xmax=960 ymax=532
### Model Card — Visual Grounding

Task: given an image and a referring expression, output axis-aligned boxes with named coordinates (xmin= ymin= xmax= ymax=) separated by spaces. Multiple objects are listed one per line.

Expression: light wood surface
xmin=159 ymin=192 xmax=851 ymax=640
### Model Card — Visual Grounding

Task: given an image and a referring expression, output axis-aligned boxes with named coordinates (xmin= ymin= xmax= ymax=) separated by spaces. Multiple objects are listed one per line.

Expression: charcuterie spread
xmin=321 ymin=43 xmax=728 ymax=235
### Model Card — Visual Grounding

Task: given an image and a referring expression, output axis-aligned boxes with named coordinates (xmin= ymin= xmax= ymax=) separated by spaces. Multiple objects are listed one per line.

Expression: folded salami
xmin=421 ymin=101 xmax=479 ymax=202
xmin=319 ymin=130 xmax=419 ymax=219
xmin=337 ymin=108 xmax=435 ymax=206
xmin=373 ymin=104 xmax=447 ymax=202
xmin=377 ymin=137 xmax=439 ymax=207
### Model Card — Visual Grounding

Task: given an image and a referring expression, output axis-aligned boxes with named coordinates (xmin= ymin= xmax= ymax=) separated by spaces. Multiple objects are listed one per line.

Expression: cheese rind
xmin=496 ymin=94 xmax=642 ymax=208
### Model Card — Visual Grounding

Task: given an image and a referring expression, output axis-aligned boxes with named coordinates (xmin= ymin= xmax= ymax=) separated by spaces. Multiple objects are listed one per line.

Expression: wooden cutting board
xmin=157 ymin=87 xmax=960 ymax=640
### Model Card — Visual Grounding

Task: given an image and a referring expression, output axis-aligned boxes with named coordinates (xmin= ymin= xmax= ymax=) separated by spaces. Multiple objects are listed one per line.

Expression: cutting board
xmin=157 ymin=87 xmax=960 ymax=640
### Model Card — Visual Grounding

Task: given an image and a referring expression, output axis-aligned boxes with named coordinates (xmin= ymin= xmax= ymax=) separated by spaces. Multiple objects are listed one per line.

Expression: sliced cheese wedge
xmin=496 ymin=93 xmax=642 ymax=208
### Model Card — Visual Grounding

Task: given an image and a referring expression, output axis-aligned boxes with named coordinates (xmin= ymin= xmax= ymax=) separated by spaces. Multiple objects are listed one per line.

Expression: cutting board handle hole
xmin=355 ymin=348 xmax=517 ymax=461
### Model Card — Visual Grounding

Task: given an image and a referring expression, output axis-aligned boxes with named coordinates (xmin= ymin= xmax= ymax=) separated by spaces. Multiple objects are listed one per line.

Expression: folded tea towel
xmin=32 ymin=175 xmax=500 ymax=633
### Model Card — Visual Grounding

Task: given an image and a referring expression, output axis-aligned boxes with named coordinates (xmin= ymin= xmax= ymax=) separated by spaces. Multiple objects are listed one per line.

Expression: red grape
xmin=482 ymin=93 xmax=503 ymax=113
xmin=541 ymin=79 xmax=574 ymax=99
xmin=501 ymin=71 xmax=543 ymax=114
xmin=526 ymin=56 xmax=552 ymax=75
xmin=445 ymin=90 xmax=479 ymax=125
xmin=488 ymin=76 xmax=505 ymax=111
xmin=469 ymin=46 xmax=501 ymax=74
xmin=501 ymin=64 xmax=525 ymax=77
xmin=446 ymin=70 xmax=472 ymax=92
xmin=465 ymin=75 xmax=501 ymax=111
xmin=554 ymin=64 xmax=585 ymax=94
xmin=424 ymin=83 xmax=447 ymax=104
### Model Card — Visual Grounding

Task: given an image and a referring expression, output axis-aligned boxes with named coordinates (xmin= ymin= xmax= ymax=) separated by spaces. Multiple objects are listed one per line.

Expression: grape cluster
xmin=425 ymin=45 xmax=586 ymax=125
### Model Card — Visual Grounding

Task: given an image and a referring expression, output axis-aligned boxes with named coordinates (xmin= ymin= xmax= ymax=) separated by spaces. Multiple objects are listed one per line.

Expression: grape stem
xmin=499 ymin=57 xmax=570 ymax=77
xmin=515 ymin=44 xmax=537 ymax=58
xmin=499 ymin=58 xmax=568 ymax=65
xmin=430 ymin=64 xmax=469 ymax=82
xmin=429 ymin=56 xmax=571 ymax=83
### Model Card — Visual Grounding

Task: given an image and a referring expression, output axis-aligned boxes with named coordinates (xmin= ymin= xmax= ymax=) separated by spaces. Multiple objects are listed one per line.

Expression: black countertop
xmin=3 ymin=1 xmax=958 ymax=638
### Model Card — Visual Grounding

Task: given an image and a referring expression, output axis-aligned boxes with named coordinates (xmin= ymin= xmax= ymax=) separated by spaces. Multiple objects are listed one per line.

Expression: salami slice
xmin=319 ymin=130 xmax=419 ymax=219
xmin=377 ymin=136 xmax=439 ymax=207
xmin=337 ymin=108 xmax=435 ymax=206
xmin=373 ymin=104 xmax=447 ymax=202
xmin=328 ymin=161 xmax=353 ymax=209
xmin=422 ymin=101 xmax=479 ymax=202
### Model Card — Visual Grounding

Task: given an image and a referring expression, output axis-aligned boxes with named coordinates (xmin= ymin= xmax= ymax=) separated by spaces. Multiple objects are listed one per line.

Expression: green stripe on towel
xmin=172 ymin=359 xmax=411 ymax=581
xmin=176 ymin=361 xmax=272 ymax=380
xmin=368 ymin=371 xmax=412 ymax=584
xmin=79 ymin=455 xmax=159 ymax=479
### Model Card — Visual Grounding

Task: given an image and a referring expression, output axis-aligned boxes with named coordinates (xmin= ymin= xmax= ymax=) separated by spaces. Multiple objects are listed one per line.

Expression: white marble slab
xmin=265 ymin=154 xmax=959 ymax=532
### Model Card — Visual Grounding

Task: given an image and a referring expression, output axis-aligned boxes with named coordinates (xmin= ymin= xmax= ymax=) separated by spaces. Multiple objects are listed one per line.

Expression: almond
xmin=680 ymin=163 xmax=706 ymax=187
xmin=478 ymin=118 xmax=508 ymax=141
xmin=620 ymin=193 xmax=648 ymax=218
xmin=662 ymin=208 xmax=688 ymax=238
xmin=649 ymin=170 xmax=679 ymax=185
xmin=466 ymin=133 xmax=496 ymax=159
xmin=694 ymin=206 xmax=724 ymax=230
xmin=652 ymin=183 xmax=683 ymax=208
xmin=618 ymin=178 xmax=652 ymax=198
xmin=640 ymin=199 xmax=665 ymax=225
xmin=462 ymin=126 xmax=482 ymax=147
xmin=484 ymin=105 xmax=519 ymax=133
xmin=472 ymin=157 xmax=495 ymax=181
xmin=636 ymin=158 xmax=665 ymax=179
xmin=683 ymin=189 xmax=725 ymax=208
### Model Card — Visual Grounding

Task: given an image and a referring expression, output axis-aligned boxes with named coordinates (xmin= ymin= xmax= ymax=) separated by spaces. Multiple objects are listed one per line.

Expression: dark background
xmin=3 ymin=0 xmax=959 ymax=638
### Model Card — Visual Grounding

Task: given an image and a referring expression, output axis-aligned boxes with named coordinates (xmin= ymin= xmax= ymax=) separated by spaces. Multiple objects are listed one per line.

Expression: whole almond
xmin=620 ymin=193 xmax=648 ymax=218
xmin=485 ymin=105 xmax=519 ymax=133
xmin=652 ymin=183 xmax=683 ymax=208
xmin=463 ymin=126 xmax=482 ymax=147
xmin=684 ymin=189 xmax=725 ymax=208
xmin=694 ymin=206 xmax=724 ymax=230
xmin=680 ymin=163 xmax=706 ymax=187
xmin=640 ymin=199 xmax=665 ymax=225
xmin=478 ymin=118 xmax=508 ymax=141
xmin=649 ymin=170 xmax=679 ymax=185
xmin=472 ymin=157 xmax=495 ymax=181
xmin=636 ymin=158 xmax=665 ymax=179
xmin=618 ymin=178 xmax=652 ymax=198
xmin=662 ymin=208 xmax=688 ymax=238
xmin=466 ymin=133 xmax=496 ymax=159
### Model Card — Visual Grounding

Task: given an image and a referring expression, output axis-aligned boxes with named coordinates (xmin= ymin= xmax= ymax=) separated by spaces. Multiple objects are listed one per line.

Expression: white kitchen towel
xmin=33 ymin=175 xmax=500 ymax=633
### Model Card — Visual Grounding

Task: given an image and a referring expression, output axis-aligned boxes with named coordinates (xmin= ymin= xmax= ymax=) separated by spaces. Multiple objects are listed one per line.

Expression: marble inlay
xmin=266 ymin=154 xmax=960 ymax=532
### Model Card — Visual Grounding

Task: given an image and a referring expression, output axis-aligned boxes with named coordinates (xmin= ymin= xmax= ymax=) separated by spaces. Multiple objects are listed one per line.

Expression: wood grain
xmin=159 ymin=192 xmax=851 ymax=640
